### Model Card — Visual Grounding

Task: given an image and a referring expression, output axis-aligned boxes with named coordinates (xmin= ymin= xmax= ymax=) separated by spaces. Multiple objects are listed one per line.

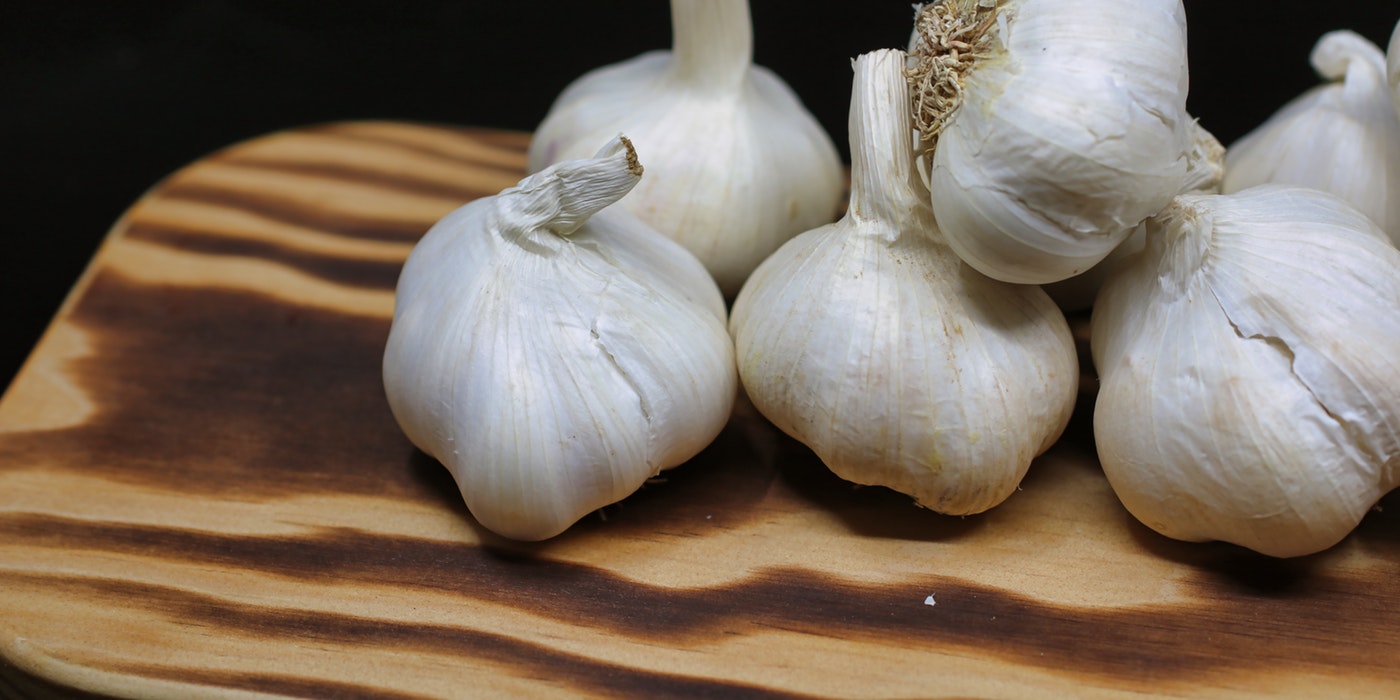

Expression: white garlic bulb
xmin=383 ymin=136 xmax=738 ymax=541
xmin=1092 ymin=185 xmax=1400 ymax=558
xmin=907 ymin=0 xmax=1193 ymax=285
xmin=1045 ymin=119 xmax=1225 ymax=312
xmin=527 ymin=0 xmax=844 ymax=296
xmin=1224 ymin=30 xmax=1400 ymax=241
xmin=730 ymin=49 xmax=1078 ymax=515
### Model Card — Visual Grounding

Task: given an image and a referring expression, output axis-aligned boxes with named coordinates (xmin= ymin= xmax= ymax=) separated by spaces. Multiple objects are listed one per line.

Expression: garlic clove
xmin=384 ymin=136 xmax=737 ymax=541
xmin=731 ymin=48 xmax=1078 ymax=516
xmin=527 ymin=0 xmax=844 ymax=296
xmin=1224 ymin=30 xmax=1400 ymax=242
xmin=909 ymin=0 xmax=1193 ymax=285
xmin=1092 ymin=185 xmax=1400 ymax=557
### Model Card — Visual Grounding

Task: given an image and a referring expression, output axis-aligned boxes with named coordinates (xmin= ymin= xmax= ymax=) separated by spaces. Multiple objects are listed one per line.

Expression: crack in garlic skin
xmin=1092 ymin=186 xmax=1400 ymax=557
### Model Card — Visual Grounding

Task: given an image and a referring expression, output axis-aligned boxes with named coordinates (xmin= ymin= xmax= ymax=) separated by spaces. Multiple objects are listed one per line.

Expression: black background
xmin=3 ymin=2 xmax=1397 ymax=390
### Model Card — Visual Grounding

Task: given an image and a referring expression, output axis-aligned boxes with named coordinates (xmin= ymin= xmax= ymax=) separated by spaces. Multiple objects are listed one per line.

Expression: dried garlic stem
xmin=670 ymin=0 xmax=753 ymax=92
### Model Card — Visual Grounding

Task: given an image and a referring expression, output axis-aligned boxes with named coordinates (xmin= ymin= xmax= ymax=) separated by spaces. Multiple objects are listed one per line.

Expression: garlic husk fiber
xmin=1224 ymin=30 xmax=1400 ymax=242
xmin=907 ymin=0 xmax=1193 ymax=285
xmin=1092 ymin=185 xmax=1400 ymax=557
xmin=730 ymin=49 xmax=1078 ymax=516
xmin=527 ymin=0 xmax=844 ymax=296
xmin=383 ymin=136 xmax=738 ymax=541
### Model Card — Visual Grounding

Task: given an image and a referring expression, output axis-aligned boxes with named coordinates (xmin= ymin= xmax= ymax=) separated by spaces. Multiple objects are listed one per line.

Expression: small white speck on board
xmin=924 ymin=594 xmax=936 ymax=607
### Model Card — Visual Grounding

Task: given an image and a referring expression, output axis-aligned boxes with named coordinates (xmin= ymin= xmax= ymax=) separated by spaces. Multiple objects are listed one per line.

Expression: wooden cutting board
xmin=1 ymin=122 xmax=1397 ymax=699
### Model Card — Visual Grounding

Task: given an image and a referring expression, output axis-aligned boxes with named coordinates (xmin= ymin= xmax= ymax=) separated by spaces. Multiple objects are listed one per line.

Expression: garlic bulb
xmin=730 ymin=49 xmax=1078 ymax=515
xmin=1224 ymin=30 xmax=1400 ymax=241
xmin=1092 ymin=185 xmax=1400 ymax=557
xmin=527 ymin=0 xmax=844 ymax=296
xmin=383 ymin=136 xmax=738 ymax=541
xmin=1045 ymin=119 xmax=1225 ymax=312
xmin=907 ymin=0 xmax=1193 ymax=285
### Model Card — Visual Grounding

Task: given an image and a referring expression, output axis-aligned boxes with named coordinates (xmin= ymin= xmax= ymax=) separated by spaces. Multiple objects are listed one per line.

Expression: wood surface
xmin=1 ymin=122 xmax=1397 ymax=699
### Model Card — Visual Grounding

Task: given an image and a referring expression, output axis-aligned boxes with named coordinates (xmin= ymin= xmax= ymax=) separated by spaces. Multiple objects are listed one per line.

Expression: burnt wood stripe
xmin=156 ymin=180 xmax=436 ymax=244
xmin=212 ymin=153 xmax=520 ymax=202
xmin=211 ymin=134 xmax=528 ymax=202
xmin=142 ymin=124 xmax=529 ymax=244
xmin=0 ymin=273 xmax=425 ymax=499
xmin=2 ymin=572 xmax=818 ymax=700
xmin=3 ymin=513 xmax=1398 ymax=682
xmin=125 ymin=221 xmax=403 ymax=291
xmin=89 ymin=664 xmax=444 ymax=700
xmin=304 ymin=122 xmax=534 ymax=160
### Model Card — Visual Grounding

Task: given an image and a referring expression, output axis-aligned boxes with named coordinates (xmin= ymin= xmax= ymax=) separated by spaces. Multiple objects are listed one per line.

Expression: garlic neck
xmin=1179 ymin=121 xmax=1226 ymax=196
xmin=501 ymin=136 xmax=642 ymax=241
xmin=1146 ymin=194 xmax=1213 ymax=294
xmin=1311 ymin=30 xmax=1390 ymax=117
xmin=846 ymin=49 xmax=921 ymax=233
xmin=1313 ymin=30 xmax=1387 ymax=82
xmin=669 ymin=0 xmax=753 ymax=92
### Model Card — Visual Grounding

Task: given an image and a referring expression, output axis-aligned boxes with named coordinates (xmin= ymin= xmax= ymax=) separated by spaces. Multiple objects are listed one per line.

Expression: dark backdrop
xmin=3 ymin=2 xmax=1396 ymax=390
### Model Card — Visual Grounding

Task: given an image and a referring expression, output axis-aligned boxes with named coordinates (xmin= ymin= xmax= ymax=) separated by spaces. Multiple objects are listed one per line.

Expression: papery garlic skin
xmin=1092 ymin=185 xmax=1400 ymax=557
xmin=1224 ymin=31 xmax=1400 ymax=242
xmin=384 ymin=137 xmax=737 ymax=541
xmin=527 ymin=0 xmax=844 ymax=296
xmin=731 ymin=49 xmax=1078 ymax=515
xmin=909 ymin=0 xmax=1192 ymax=285
xmin=1045 ymin=119 xmax=1224 ymax=312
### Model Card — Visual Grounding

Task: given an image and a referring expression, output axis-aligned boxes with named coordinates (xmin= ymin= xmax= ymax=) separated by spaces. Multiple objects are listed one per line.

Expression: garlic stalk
xmin=383 ymin=136 xmax=738 ymax=541
xmin=730 ymin=49 xmax=1078 ymax=516
xmin=527 ymin=0 xmax=844 ymax=296
xmin=907 ymin=0 xmax=1193 ymax=285
xmin=1224 ymin=30 xmax=1400 ymax=242
xmin=1092 ymin=185 xmax=1400 ymax=557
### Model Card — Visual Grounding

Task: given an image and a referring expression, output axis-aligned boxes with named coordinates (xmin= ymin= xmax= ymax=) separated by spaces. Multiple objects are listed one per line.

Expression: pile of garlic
xmin=381 ymin=1 xmax=1400 ymax=554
